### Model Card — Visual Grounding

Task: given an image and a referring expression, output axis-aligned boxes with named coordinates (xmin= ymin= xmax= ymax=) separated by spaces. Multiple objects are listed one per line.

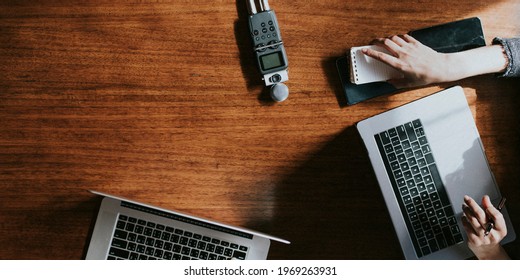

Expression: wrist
xmin=473 ymin=245 xmax=510 ymax=260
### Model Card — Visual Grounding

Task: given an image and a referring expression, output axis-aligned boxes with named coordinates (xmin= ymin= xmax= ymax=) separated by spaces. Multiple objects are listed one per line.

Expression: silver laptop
xmin=357 ymin=86 xmax=515 ymax=259
xmin=86 ymin=190 xmax=290 ymax=260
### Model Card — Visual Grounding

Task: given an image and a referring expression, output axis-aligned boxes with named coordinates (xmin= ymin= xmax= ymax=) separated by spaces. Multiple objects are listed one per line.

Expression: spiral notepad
xmin=349 ymin=45 xmax=404 ymax=85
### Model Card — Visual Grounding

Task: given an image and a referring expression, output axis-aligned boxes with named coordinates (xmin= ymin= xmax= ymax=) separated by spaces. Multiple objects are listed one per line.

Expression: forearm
xmin=445 ymin=45 xmax=508 ymax=81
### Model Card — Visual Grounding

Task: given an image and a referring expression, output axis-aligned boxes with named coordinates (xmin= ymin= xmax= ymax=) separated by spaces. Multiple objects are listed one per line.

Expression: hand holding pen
xmin=484 ymin=197 xmax=506 ymax=236
xmin=461 ymin=195 xmax=510 ymax=260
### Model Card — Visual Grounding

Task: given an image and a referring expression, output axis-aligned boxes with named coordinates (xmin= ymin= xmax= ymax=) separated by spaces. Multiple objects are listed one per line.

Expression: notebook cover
xmin=337 ymin=17 xmax=485 ymax=105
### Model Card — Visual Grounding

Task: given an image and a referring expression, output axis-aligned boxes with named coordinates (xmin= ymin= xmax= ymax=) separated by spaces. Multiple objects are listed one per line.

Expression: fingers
xmin=463 ymin=195 xmax=487 ymax=226
xmin=370 ymin=35 xmax=405 ymax=56
xmin=462 ymin=195 xmax=487 ymax=236
xmin=361 ymin=47 xmax=401 ymax=69
xmin=461 ymin=195 xmax=508 ymax=242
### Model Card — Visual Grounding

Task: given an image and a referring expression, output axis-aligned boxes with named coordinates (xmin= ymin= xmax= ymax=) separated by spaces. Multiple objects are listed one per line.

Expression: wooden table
xmin=1 ymin=0 xmax=519 ymax=260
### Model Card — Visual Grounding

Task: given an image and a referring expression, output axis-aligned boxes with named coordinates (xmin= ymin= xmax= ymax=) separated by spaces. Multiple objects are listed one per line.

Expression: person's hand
xmin=362 ymin=34 xmax=508 ymax=89
xmin=362 ymin=34 xmax=451 ymax=88
xmin=461 ymin=195 xmax=510 ymax=260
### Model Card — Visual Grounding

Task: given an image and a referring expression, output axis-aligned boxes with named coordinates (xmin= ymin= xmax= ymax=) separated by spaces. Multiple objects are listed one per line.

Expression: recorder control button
xmin=256 ymin=43 xmax=266 ymax=52
xmin=268 ymin=40 xmax=279 ymax=49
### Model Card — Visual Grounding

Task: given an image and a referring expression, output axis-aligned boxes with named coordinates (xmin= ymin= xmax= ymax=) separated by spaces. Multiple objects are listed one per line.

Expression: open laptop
xmin=86 ymin=190 xmax=290 ymax=260
xmin=357 ymin=86 xmax=516 ymax=259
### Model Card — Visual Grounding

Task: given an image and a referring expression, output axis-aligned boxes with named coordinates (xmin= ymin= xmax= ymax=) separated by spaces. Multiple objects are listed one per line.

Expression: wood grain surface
xmin=1 ymin=0 xmax=519 ymax=259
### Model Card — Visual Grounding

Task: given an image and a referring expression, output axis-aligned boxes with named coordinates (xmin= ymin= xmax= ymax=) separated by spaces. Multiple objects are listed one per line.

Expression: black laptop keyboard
xmin=374 ymin=119 xmax=464 ymax=258
xmin=107 ymin=215 xmax=249 ymax=260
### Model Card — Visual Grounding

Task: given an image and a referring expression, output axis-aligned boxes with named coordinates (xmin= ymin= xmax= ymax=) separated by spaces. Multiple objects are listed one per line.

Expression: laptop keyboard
xmin=107 ymin=215 xmax=249 ymax=260
xmin=374 ymin=119 xmax=464 ymax=258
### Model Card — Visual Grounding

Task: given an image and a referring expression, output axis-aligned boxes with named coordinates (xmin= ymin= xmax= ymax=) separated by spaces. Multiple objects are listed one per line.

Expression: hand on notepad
xmin=360 ymin=34 xmax=450 ymax=88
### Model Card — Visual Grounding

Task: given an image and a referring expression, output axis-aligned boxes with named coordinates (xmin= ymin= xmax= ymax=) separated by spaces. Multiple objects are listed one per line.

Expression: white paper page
xmin=349 ymin=45 xmax=404 ymax=84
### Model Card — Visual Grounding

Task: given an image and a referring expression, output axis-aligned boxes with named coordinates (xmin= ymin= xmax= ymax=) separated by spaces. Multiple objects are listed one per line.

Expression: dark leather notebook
xmin=336 ymin=17 xmax=485 ymax=105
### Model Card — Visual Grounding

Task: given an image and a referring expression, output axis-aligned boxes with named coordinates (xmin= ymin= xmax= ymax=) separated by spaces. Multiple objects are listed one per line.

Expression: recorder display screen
xmin=260 ymin=51 xmax=284 ymax=71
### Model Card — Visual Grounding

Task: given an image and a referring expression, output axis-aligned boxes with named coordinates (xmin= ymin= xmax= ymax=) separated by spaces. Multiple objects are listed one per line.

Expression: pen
xmin=484 ymin=197 xmax=506 ymax=236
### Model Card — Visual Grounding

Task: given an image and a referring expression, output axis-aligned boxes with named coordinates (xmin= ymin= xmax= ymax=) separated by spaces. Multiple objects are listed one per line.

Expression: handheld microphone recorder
xmin=246 ymin=0 xmax=289 ymax=102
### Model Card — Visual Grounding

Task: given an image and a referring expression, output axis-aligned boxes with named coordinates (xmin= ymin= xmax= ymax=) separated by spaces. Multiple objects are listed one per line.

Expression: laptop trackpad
xmin=442 ymin=138 xmax=500 ymax=210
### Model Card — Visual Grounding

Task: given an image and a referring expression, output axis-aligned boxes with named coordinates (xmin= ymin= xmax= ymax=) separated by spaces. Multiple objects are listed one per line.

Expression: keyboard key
xmin=397 ymin=125 xmax=407 ymax=140
xmin=428 ymin=239 xmax=440 ymax=252
xmin=435 ymin=234 xmax=447 ymax=249
xmin=144 ymin=227 xmax=153 ymax=236
xmin=170 ymin=234 xmax=180 ymax=243
xmin=154 ymin=240 xmax=164 ymax=249
xmin=181 ymin=246 xmax=191 ymax=255
xmin=109 ymin=247 xmax=129 ymax=259
xmin=163 ymin=251 xmax=173 ymax=260
xmin=119 ymin=215 xmax=128 ymax=221
xmin=188 ymin=239 xmax=198 ymax=248
xmin=197 ymin=242 xmax=207 ymax=250
xmin=128 ymin=233 xmax=137 ymax=242
xmin=199 ymin=251 xmax=209 ymax=260
xmin=134 ymin=225 xmax=144 ymax=234
xmin=111 ymin=238 xmax=128 ymax=249
xmin=127 ymin=242 xmax=137 ymax=251
xmin=402 ymin=140 xmax=411 ymax=149
xmin=145 ymin=237 xmax=155 ymax=246
xmin=116 ymin=221 xmax=126 ymax=229
xmin=443 ymin=226 xmax=456 ymax=246
xmin=190 ymin=249 xmax=200 ymax=258
xmin=136 ymin=235 xmax=146 ymax=244
xmin=215 ymin=246 xmax=224 ymax=255
xmin=114 ymin=229 xmax=128 ymax=240
xmin=161 ymin=232 xmax=171 ymax=241
xmin=125 ymin=223 xmax=135 ymax=232
xmin=154 ymin=249 xmax=164 ymax=258
xmin=163 ymin=242 xmax=173 ymax=251
xmin=224 ymin=248 xmax=233 ymax=257
xmin=380 ymin=131 xmax=391 ymax=145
